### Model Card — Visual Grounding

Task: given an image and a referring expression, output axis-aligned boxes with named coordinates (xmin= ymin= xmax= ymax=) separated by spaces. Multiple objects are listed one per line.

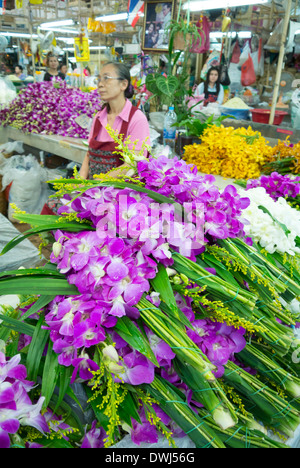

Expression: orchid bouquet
xmin=0 ymin=79 xmax=102 ymax=139
xmin=0 ymin=133 xmax=300 ymax=448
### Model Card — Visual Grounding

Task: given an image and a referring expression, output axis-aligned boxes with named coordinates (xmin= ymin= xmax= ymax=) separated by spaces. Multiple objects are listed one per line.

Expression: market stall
xmin=2 ymin=0 xmax=300 ymax=453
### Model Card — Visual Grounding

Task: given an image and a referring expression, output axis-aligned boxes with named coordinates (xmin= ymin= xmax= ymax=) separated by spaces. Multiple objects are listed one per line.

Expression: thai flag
xmin=127 ymin=0 xmax=144 ymax=28
xmin=0 ymin=0 xmax=6 ymax=14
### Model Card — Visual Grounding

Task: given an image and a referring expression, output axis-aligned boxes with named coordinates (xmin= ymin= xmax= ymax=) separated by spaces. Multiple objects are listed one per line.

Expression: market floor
xmin=15 ymin=221 xmax=52 ymax=262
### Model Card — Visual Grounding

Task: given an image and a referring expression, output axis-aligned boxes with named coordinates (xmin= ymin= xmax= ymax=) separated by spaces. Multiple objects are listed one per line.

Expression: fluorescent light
xmin=0 ymin=32 xmax=38 ymax=38
xmin=39 ymin=27 xmax=78 ymax=34
xmin=58 ymin=37 xmax=92 ymax=44
xmin=95 ymin=12 xmax=128 ymax=22
xmin=63 ymin=46 xmax=106 ymax=51
xmin=184 ymin=0 xmax=268 ymax=10
xmin=40 ymin=19 xmax=74 ymax=28
xmin=210 ymin=31 xmax=252 ymax=39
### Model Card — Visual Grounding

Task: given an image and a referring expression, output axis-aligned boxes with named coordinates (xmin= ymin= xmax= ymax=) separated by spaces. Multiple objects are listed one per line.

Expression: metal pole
xmin=268 ymin=0 xmax=292 ymax=125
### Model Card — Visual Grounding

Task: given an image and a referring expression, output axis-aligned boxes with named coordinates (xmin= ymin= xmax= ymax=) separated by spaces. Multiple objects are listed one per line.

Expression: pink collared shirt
xmin=88 ymin=99 xmax=150 ymax=153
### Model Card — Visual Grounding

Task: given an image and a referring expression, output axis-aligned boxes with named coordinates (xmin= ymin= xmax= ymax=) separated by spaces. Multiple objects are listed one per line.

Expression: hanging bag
xmin=241 ymin=54 xmax=256 ymax=86
xmin=231 ymin=40 xmax=241 ymax=63
xmin=190 ymin=17 xmax=210 ymax=54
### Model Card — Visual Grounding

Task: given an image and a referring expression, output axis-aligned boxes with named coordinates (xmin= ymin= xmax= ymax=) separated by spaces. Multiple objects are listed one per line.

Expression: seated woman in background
xmin=194 ymin=66 xmax=224 ymax=107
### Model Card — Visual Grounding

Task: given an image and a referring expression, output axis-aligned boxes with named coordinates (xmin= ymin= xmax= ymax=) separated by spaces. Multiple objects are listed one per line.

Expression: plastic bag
xmin=0 ymin=213 xmax=42 ymax=271
xmin=111 ymin=433 xmax=196 ymax=449
xmin=264 ymin=19 xmax=284 ymax=51
xmin=238 ymin=41 xmax=251 ymax=67
xmin=241 ymin=54 xmax=256 ymax=86
xmin=0 ymin=77 xmax=17 ymax=106
xmin=231 ymin=40 xmax=241 ymax=63
xmin=201 ymin=50 xmax=220 ymax=80
xmin=190 ymin=17 xmax=210 ymax=54
xmin=0 ymin=141 xmax=24 ymax=159
xmin=1 ymin=154 xmax=50 ymax=221
xmin=220 ymin=60 xmax=231 ymax=86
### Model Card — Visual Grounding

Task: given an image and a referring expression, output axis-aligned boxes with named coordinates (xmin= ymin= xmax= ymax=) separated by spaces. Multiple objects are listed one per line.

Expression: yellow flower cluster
xmin=183 ymin=125 xmax=273 ymax=180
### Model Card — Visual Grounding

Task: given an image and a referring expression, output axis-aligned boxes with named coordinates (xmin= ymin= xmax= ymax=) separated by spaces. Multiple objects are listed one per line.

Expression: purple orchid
xmin=246 ymin=172 xmax=300 ymax=201
xmin=81 ymin=420 xmax=107 ymax=448
xmin=0 ymin=352 xmax=49 ymax=448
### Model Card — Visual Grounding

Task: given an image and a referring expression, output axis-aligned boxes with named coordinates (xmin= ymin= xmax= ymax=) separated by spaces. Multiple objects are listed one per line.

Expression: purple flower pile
xmin=0 ymin=80 xmax=102 ymax=138
xmin=41 ymin=156 xmax=250 ymax=388
xmin=246 ymin=172 xmax=300 ymax=201
xmin=0 ymin=351 xmax=49 ymax=448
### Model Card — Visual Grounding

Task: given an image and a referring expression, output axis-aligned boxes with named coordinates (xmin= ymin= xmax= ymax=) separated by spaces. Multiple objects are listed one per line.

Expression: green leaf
xmin=150 ymin=263 xmax=192 ymax=329
xmin=20 ymin=294 xmax=57 ymax=321
xmin=258 ymin=205 xmax=291 ymax=236
xmin=53 ymin=365 xmax=73 ymax=414
xmin=26 ymin=316 xmax=49 ymax=381
xmin=0 ymin=313 xmax=35 ymax=336
xmin=85 ymin=386 xmax=110 ymax=430
xmin=156 ymin=75 xmax=179 ymax=97
xmin=0 ymin=276 xmax=79 ymax=296
xmin=41 ymin=340 xmax=60 ymax=409
xmin=114 ymin=316 xmax=159 ymax=367
xmin=0 ymin=219 xmax=95 ymax=256
xmin=118 ymin=390 xmax=141 ymax=427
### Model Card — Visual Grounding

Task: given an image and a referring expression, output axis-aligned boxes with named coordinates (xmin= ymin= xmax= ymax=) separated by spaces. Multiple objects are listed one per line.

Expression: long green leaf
xmin=41 ymin=340 xmax=59 ymax=409
xmin=150 ymin=263 xmax=192 ymax=329
xmin=0 ymin=313 xmax=35 ymax=336
xmin=0 ymin=221 xmax=95 ymax=256
xmin=0 ymin=277 xmax=79 ymax=296
xmin=20 ymin=294 xmax=57 ymax=321
xmin=114 ymin=316 xmax=159 ymax=367
xmin=26 ymin=316 xmax=49 ymax=381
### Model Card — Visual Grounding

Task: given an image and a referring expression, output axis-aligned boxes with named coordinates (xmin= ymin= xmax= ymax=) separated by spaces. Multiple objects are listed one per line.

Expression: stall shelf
xmin=0 ymin=126 xmax=87 ymax=164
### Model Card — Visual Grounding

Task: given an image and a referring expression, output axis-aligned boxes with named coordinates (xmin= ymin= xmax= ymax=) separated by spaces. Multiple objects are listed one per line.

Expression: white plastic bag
xmin=0 ymin=213 xmax=42 ymax=271
xmin=1 ymin=154 xmax=50 ymax=220
xmin=0 ymin=141 xmax=24 ymax=158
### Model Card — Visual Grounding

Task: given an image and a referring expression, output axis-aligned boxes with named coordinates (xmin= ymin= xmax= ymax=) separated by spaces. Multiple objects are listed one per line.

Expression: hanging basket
xmin=173 ymin=32 xmax=192 ymax=51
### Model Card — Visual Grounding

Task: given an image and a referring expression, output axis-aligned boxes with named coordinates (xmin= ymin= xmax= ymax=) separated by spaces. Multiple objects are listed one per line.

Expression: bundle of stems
xmin=223 ymin=360 xmax=300 ymax=438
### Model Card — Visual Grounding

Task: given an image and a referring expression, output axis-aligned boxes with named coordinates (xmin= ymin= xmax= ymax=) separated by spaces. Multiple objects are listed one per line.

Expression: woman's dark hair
xmin=15 ymin=64 xmax=23 ymax=71
xmin=204 ymin=66 xmax=220 ymax=97
xmin=105 ymin=61 xmax=134 ymax=99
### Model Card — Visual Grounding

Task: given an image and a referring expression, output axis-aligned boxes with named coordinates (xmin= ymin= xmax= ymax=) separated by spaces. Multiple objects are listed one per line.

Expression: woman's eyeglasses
xmin=98 ymin=75 xmax=122 ymax=84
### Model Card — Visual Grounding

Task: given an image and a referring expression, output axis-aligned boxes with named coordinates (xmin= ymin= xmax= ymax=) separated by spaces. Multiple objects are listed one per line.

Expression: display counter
xmin=0 ymin=126 xmax=87 ymax=164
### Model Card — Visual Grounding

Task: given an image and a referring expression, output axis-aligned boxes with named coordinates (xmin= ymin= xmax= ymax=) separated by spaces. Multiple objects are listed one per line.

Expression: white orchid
xmin=239 ymin=187 xmax=300 ymax=255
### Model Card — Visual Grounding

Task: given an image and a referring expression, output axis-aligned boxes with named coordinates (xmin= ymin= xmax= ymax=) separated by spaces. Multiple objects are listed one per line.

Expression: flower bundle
xmin=183 ymin=125 xmax=273 ymax=180
xmin=240 ymin=186 xmax=300 ymax=255
xmin=261 ymin=138 xmax=300 ymax=175
xmin=0 ymin=137 xmax=300 ymax=448
xmin=0 ymin=79 xmax=102 ymax=138
xmin=245 ymin=172 xmax=300 ymax=202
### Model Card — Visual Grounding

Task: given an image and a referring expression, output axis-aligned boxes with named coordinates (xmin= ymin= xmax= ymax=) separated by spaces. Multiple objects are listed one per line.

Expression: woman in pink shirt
xmin=80 ymin=62 xmax=150 ymax=179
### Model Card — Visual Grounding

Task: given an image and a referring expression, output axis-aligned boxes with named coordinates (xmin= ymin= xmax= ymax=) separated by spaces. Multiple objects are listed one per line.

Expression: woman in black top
xmin=43 ymin=53 xmax=65 ymax=81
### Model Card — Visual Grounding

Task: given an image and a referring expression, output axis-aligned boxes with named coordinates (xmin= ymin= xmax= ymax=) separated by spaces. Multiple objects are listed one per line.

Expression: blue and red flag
xmin=0 ymin=0 xmax=6 ymax=14
xmin=127 ymin=0 xmax=144 ymax=28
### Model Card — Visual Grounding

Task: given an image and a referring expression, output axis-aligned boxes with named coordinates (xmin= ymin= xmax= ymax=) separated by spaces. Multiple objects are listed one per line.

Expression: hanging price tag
xmin=75 ymin=114 xmax=93 ymax=129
